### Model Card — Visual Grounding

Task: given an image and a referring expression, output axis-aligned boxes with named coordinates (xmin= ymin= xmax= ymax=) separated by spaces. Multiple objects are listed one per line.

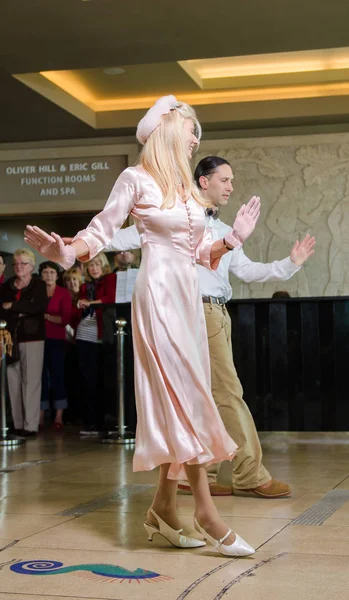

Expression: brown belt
xmin=202 ymin=295 xmax=227 ymax=305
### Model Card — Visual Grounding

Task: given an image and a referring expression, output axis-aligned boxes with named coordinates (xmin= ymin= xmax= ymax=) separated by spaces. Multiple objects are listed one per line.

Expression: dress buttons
xmin=185 ymin=201 xmax=196 ymax=266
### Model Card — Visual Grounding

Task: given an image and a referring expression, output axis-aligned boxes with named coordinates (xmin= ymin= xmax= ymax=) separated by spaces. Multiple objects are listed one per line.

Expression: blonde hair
xmin=139 ymin=102 xmax=207 ymax=210
xmin=63 ymin=267 xmax=83 ymax=285
xmin=14 ymin=248 xmax=36 ymax=266
xmin=83 ymin=252 xmax=111 ymax=282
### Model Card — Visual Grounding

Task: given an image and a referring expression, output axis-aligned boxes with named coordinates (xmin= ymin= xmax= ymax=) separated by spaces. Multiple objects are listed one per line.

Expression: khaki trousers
xmin=7 ymin=341 xmax=45 ymax=432
xmin=204 ymin=302 xmax=270 ymax=490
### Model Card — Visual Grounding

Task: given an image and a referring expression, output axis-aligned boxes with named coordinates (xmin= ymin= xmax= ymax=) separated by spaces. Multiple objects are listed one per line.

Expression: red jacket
xmin=71 ymin=273 xmax=116 ymax=340
xmin=46 ymin=285 xmax=72 ymax=340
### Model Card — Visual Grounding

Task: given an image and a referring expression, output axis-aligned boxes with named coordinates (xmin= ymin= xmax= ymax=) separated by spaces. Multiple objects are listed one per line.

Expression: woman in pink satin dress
xmin=25 ymin=96 xmax=260 ymax=557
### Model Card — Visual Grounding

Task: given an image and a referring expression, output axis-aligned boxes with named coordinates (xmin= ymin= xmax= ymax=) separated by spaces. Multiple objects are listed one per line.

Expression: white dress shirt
xmin=106 ymin=217 xmax=300 ymax=301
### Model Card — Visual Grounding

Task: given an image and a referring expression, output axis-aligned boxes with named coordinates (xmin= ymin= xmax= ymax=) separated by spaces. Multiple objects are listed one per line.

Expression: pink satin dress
xmin=74 ymin=166 xmax=237 ymax=479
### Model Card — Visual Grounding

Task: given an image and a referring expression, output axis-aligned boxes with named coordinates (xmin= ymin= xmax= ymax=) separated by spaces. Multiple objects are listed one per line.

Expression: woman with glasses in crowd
xmin=0 ymin=249 xmax=48 ymax=437
xmin=39 ymin=260 xmax=72 ymax=431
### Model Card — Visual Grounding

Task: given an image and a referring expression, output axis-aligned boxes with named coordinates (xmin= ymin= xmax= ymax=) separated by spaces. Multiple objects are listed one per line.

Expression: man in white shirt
xmin=105 ymin=156 xmax=315 ymax=499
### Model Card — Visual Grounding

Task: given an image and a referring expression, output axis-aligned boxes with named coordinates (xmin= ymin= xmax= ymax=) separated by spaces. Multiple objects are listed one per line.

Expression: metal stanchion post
xmin=102 ymin=317 xmax=135 ymax=445
xmin=0 ymin=320 xmax=25 ymax=446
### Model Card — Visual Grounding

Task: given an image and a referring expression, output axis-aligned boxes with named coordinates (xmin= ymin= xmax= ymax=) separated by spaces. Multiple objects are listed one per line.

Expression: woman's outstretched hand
xmin=24 ymin=226 xmax=76 ymax=269
xmin=232 ymin=196 xmax=261 ymax=243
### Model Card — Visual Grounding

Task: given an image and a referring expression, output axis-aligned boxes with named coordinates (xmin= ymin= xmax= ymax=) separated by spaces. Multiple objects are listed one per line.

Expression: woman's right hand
xmin=24 ymin=226 xmax=77 ymax=269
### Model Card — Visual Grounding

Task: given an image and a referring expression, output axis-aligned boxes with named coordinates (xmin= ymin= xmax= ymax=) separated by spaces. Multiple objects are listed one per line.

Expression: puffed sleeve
xmin=72 ymin=167 xmax=139 ymax=261
xmin=195 ymin=227 xmax=221 ymax=271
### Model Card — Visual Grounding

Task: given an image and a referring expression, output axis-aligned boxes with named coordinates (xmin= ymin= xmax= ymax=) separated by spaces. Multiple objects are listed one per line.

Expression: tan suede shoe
xmin=178 ymin=482 xmax=233 ymax=496
xmin=235 ymin=479 xmax=291 ymax=498
xmin=208 ymin=482 xmax=233 ymax=496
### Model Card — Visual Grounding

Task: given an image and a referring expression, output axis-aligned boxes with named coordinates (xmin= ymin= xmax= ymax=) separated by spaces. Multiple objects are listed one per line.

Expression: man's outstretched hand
xmin=232 ymin=195 xmax=261 ymax=243
xmin=290 ymin=234 xmax=316 ymax=266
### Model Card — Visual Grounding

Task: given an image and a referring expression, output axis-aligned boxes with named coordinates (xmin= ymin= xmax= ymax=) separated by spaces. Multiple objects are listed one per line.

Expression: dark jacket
xmin=0 ymin=275 xmax=48 ymax=342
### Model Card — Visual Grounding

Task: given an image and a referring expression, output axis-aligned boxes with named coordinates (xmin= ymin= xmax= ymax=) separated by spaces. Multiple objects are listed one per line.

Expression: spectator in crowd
xmin=113 ymin=250 xmax=138 ymax=272
xmin=111 ymin=249 xmax=139 ymax=303
xmin=63 ymin=266 xmax=83 ymax=424
xmin=39 ymin=261 xmax=72 ymax=431
xmin=0 ymin=249 xmax=47 ymax=437
xmin=73 ymin=252 xmax=116 ymax=435
xmin=63 ymin=267 xmax=82 ymax=306
xmin=73 ymin=262 xmax=84 ymax=282
xmin=0 ymin=254 xmax=6 ymax=287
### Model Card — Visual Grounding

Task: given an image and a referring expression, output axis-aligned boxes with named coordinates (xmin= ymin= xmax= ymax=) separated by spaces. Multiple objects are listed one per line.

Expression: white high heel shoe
xmin=194 ymin=517 xmax=255 ymax=557
xmin=144 ymin=508 xmax=206 ymax=549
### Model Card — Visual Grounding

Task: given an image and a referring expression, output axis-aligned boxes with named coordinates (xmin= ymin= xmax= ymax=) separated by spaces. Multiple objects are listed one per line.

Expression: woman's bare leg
xmin=147 ymin=464 xmax=181 ymax=530
xmin=184 ymin=464 xmax=235 ymax=544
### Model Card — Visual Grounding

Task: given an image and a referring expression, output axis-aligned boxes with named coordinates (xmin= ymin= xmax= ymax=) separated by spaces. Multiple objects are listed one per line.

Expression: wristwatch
xmin=223 ymin=236 xmax=238 ymax=251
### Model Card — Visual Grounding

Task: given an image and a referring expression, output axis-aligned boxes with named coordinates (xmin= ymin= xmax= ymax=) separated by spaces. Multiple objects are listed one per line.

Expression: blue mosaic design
xmin=10 ymin=560 xmax=163 ymax=581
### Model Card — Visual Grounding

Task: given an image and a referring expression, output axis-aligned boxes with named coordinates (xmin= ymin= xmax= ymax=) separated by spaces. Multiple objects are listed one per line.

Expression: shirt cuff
xmin=282 ymin=256 xmax=302 ymax=275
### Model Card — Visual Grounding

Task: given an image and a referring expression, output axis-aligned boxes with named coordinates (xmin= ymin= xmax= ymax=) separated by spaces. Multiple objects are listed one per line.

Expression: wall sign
xmin=0 ymin=155 xmax=127 ymax=205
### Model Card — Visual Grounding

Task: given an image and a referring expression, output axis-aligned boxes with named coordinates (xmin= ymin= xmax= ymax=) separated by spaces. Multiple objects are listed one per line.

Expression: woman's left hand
xmin=2 ymin=302 xmax=12 ymax=310
xmin=24 ymin=226 xmax=77 ymax=269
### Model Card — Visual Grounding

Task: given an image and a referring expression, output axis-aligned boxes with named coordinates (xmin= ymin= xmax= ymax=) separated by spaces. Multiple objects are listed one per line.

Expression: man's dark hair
xmin=194 ymin=156 xmax=231 ymax=188
xmin=38 ymin=260 xmax=61 ymax=277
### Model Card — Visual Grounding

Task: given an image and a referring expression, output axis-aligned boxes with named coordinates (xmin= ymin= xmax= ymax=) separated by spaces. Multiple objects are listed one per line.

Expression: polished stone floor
xmin=1 ymin=430 xmax=349 ymax=599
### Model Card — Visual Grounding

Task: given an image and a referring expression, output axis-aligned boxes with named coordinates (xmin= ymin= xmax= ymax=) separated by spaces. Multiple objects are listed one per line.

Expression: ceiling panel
xmin=41 ymin=62 xmax=199 ymax=100
xmin=1 ymin=0 xmax=349 ymax=143
xmin=2 ymin=0 xmax=349 ymax=73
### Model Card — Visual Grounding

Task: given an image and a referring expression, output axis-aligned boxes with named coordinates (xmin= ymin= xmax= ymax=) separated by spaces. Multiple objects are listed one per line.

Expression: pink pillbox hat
xmin=136 ymin=95 xmax=179 ymax=145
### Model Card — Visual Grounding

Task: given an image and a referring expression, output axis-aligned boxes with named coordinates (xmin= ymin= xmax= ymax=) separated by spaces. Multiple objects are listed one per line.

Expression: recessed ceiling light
xmin=103 ymin=67 xmax=125 ymax=75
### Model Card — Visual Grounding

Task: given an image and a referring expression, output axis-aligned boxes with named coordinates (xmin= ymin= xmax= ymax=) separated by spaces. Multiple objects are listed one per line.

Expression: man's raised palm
xmin=290 ymin=234 xmax=316 ymax=266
